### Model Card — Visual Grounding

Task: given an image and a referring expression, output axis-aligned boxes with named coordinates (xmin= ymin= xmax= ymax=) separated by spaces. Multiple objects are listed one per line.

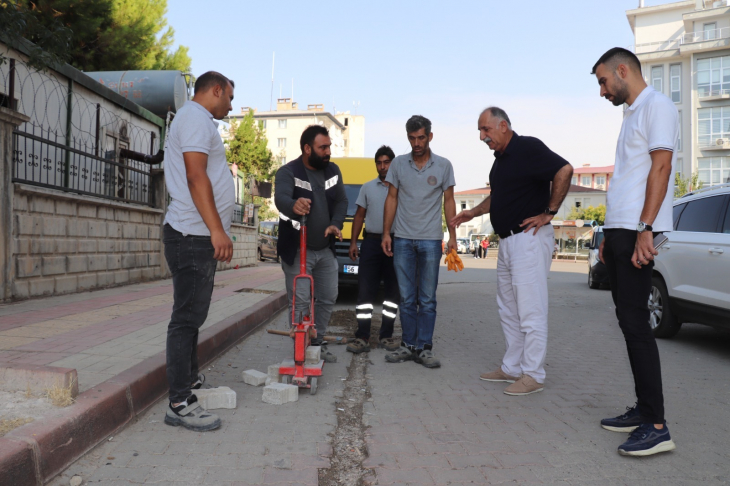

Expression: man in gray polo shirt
xmin=346 ymin=145 xmax=401 ymax=354
xmin=382 ymin=115 xmax=457 ymax=368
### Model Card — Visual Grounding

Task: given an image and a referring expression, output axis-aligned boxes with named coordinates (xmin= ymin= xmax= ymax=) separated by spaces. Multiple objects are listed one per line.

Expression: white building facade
xmin=224 ymin=98 xmax=365 ymax=164
xmin=629 ymin=0 xmax=730 ymax=186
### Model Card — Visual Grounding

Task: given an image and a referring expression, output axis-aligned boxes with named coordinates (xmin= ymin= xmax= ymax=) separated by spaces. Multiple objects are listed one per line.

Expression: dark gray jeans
xmin=163 ymin=224 xmax=218 ymax=404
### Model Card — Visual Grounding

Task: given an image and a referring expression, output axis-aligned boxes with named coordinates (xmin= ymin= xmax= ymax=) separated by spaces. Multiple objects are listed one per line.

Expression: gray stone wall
xmin=11 ymin=184 xmax=164 ymax=299
xmin=219 ymin=223 xmax=257 ymax=271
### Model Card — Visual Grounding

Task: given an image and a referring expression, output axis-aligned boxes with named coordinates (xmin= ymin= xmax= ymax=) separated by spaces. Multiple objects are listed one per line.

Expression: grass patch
xmin=0 ymin=417 xmax=34 ymax=437
xmin=45 ymin=378 xmax=76 ymax=407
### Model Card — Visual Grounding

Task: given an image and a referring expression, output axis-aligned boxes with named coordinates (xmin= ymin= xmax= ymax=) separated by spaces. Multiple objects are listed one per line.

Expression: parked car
xmin=456 ymin=238 xmax=470 ymax=254
xmin=257 ymin=221 xmax=279 ymax=262
xmin=587 ymin=226 xmax=610 ymax=289
xmin=651 ymin=183 xmax=730 ymax=338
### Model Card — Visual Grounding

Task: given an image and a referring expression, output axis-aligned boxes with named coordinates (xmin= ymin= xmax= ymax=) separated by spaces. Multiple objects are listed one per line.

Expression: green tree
xmin=674 ymin=171 xmax=703 ymax=198
xmin=226 ymin=111 xmax=278 ymax=221
xmin=566 ymin=206 xmax=584 ymax=221
xmin=583 ymin=204 xmax=606 ymax=225
xmin=10 ymin=0 xmax=190 ymax=72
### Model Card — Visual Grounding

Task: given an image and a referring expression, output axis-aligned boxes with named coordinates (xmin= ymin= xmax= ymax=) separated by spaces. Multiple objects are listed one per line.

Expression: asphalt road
xmin=51 ymin=257 xmax=730 ymax=485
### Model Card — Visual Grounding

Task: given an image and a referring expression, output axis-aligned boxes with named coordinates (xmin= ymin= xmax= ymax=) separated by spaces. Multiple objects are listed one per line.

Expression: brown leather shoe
xmin=479 ymin=368 xmax=519 ymax=383
xmin=503 ymin=375 xmax=544 ymax=396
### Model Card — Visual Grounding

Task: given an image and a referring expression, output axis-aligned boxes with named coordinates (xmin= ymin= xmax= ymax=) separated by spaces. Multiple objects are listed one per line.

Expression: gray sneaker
xmin=321 ymin=345 xmax=337 ymax=363
xmin=385 ymin=346 xmax=416 ymax=363
xmin=414 ymin=349 xmax=441 ymax=368
xmin=164 ymin=394 xmax=221 ymax=432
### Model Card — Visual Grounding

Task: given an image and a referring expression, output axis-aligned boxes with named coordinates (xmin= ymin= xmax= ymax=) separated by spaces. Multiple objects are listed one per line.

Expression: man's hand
xmin=349 ymin=241 xmax=359 ymax=261
xmin=324 ymin=225 xmax=342 ymax=241
xmin=632 ymin=231 xmax=657 ymax=269
xmin=292 ymin=198 xmax=312 ymax=216
xmin=446 ymin=238 xmax=457 ymax=255
xmin=211 ymin=229 xmax=233 ymax=263
xmin=382 ymin=234 xmax=393 ymax=257
xmin=450 ymin=209 xmax=475 ymax=228
xmin=521 ymin=213 xmax=553 ymax=235
xmin=598 ymin=239 xmax=605 ymax=264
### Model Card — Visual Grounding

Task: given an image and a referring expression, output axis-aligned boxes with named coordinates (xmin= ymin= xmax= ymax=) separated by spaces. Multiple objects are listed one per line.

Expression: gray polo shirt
xmin=385 ymin=151 xmax=455 ymax=240
xmin=355 ymin=177 xmax=389 ymax=234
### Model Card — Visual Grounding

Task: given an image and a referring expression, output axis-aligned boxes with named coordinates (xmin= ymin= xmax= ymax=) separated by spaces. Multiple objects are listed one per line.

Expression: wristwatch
xmin=544 ymin=207 xmax=558 ymax=215
xmin=636 ymin=221 xmax=653 ymax=233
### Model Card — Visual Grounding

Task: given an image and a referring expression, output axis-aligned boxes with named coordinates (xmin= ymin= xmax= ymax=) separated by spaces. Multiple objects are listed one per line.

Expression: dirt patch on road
xmin=327 ymin=310 xmax=357 ymax=336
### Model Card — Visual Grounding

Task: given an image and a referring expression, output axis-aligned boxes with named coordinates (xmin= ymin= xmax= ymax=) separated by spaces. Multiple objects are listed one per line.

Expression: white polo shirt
xmin=605 ymin=86 xmax=678 ymax=232
xmin=163 ymin=101 xmax=235 ymax=236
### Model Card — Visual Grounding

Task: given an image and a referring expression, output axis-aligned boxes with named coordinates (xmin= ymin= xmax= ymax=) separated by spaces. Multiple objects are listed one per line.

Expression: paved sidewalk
xmin=0 ymin=263 xmax=285 ymax=392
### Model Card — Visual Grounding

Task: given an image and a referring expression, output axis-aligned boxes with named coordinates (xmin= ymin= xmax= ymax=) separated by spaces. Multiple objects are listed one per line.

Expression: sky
xmin=167 ymin=0 xmax=667 ymax=191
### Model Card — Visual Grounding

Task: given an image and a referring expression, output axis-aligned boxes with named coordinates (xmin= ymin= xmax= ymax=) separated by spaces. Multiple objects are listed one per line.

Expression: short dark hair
xmin=591 ymin=47 xmax=642 ymax=75
xmin=300 ymin=125 xmax=330 ymax=151
xmin=194 ymin=71 xmax=235 ymax=95
xmin=374 ymin=145 xmax=395 ymax=162
xmin=405 ymin=115 xmax=432 ymax=135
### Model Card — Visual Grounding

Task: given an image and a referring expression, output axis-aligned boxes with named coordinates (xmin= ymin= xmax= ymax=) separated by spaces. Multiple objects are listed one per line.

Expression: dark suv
xmin=257 ymin=221 xmax=279 ymax=262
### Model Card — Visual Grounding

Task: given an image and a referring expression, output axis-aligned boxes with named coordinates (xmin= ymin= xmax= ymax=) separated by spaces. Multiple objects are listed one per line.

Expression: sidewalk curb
xmin=0 ymin=290 xmax=287 ymax=485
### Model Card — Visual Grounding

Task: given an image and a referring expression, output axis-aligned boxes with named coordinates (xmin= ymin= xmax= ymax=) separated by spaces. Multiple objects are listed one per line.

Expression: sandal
xmin=346 ymin=338 xmax=371 ymax=354
xmin=379 ymin=337 xmax=401 ymax=352
xmin=385 ymin=346 xmax=416 ymax=363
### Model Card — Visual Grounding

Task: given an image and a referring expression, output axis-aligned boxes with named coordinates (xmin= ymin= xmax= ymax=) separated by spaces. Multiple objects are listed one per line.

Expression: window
xmin=277 ymin=138 xmax=286 ymax=148
xmin=278 ymin=119 xmax=287 ymax=129
xmin=583 ymin=198 xmax=592 ymax=208
xmin=677 ymin=111 xmax=682 ymax=151
xmin=277 ymin=155 xmax=286 ymax=164
xmin=575 ymin=200 xmax=582 ymax=209
xmin=344 ymin=140 xmax=348 ymax=148
xmin=260 ymin=120 xmax=267 ymax=130
xmin=724 ymin=201 xmax=730 ymax=233
xmin=697 ymin=107 xmax=730 ymax=147
xmin=344 ymin=184 xmax=362 ymax=217
xmin=461 ymin=202 xmax=467 ymax=210
xmin=672 ymin=203 xmax=686 ymax=230
xmin=676 ymin=157 xmax=683 ymax=177
xmin=651 ymin=66 xmax=663 ymax=93
xmin=581 ymin=175 xmax=591 ymax=186
xmin=703 ymin=22 xmax=717 ymax=41
xmin=696 ymin=56 xmax=730 ymax=97
xmin=596 ymin=175 xmax=606 ymax=187
xmin=670 ymin=64 xmax=681 ymax=103
xmin=698 ymin=157 xmax=730 ymax=185
xmin=344 ymin=118 xmax=349 ymax=126
xmin=676 ymin=195 xmax=725 ymax=233
xmin=571 ymin=176 xmax=577 ymax=185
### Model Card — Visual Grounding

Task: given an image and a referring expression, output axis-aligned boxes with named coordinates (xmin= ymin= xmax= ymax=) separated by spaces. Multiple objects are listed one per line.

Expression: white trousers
xmin=496 ymin=224 xmax=554 ymax=383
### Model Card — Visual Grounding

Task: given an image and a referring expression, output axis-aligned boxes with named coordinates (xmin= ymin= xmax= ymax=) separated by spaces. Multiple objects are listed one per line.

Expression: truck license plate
xmin=344 ymin=265 xmax=358 ymax=274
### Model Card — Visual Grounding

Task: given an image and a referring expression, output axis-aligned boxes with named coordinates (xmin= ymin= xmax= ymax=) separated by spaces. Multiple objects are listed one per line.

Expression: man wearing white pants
xmin=451 ymin=107 xmax=573 ymax=395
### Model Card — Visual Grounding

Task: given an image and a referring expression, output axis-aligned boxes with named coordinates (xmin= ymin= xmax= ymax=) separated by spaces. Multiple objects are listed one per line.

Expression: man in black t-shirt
xmin=451 ymin=107 xmax=573 ymax=396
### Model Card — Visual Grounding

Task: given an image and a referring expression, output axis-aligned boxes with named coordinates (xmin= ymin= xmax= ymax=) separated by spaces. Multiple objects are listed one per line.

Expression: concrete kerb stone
xmin=242 ymin=369 xmax=267 ymax=386
xmin=262 ymin=383 xmax=299 ymax=405
xmin=0 ymin=289 xmax=288 ymax=485
xmin=0 ymin=365 xmax=79 ymax=398
xmin=194 ymin=386 xmax=236 ymax=409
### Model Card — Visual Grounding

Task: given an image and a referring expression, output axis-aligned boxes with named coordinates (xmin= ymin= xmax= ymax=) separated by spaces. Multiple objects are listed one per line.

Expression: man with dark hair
xmin=382 ymin=115 xmax=457 ymax=369
xmin=346 ymin=145 xmax=401 ymax=354
xmin=275 ymin=125 xmax=348 ymax=363
xmin=593 ymin=47 xmax=677 ymax=456
xmin=163 ymin=72 xmax=235 ymax=431
xmin=452 ymin=106 xmax=573 ymax=396
xmin=194 ymin=71 xmax=235 ymax=95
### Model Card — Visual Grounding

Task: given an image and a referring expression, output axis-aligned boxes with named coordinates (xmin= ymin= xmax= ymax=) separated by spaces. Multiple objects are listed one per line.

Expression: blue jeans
xmin=393 ymin=238 xmax=441 ymax=350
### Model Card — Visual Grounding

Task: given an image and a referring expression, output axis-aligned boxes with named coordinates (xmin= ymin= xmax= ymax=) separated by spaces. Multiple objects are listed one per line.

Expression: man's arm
xmin=450 ymin=195 xmax=491 ymax=228
xmin=381 ymin=184 xmax=398 ymax=257
xmin=633 ymin=149 xmax=673 ymax=268
xmin=444 ymin=187 xmax=457 ymax=254
xmin=521 ymin=164 xmax=573 ymax=235
xmin=349 ymin=206 xmax=366 ymax=261
xmin=274 ymin=167 xmax=311 ymax=217
xmin=184 ymin=152 xmax=232 ymax=263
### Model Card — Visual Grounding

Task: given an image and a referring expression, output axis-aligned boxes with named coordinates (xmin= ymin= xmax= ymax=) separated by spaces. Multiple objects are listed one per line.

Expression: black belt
xmin=364 ymin=232 xmax=393 ymax=239
xmin=498 ymin=225 xmax=526 ymax=239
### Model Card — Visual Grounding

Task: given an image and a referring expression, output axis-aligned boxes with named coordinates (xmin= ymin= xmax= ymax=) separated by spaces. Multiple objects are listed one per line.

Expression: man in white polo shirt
xmin=592 ymin=48 xmax=677 ymax=457
xmin=162 ymin=71 xmax=235 ymax=432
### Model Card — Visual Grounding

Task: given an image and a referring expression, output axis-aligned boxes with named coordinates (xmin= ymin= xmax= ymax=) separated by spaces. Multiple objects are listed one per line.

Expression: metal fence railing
xmin=2 ymin=56 xmax=162 ymax=206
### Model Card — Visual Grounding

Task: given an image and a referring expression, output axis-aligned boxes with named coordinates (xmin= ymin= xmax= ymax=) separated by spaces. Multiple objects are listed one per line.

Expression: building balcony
xmin=698 ymin=88 xmax=730 ymax=100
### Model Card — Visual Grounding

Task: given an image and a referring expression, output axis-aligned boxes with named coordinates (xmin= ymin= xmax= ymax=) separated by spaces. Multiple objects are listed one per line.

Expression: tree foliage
xmin=226 ymin=111 xmax=279 ymax=221
xmin=674 ymin=171 xmax=703 ymax=198
xmin=3 ymin=0 xmax=190 ymax=72
xmin=567 ymin=204 xmax=606 ymax=225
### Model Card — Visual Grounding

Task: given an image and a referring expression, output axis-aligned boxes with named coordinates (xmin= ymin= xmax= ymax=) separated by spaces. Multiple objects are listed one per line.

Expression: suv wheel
xmin=258 ymin=248 xmax=264 ymax=262
xmin=588 ymin=269 xmax=600 ymax=289
xmin=649 ymin=276 xmax=682 ymax=339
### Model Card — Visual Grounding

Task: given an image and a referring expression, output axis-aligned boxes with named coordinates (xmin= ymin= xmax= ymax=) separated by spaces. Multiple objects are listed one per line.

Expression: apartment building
xmin=571 ymin=164 xmax=614 ymax=190
xmin=453 ymin=186 xmax=493 ymax=237
xmin=224 ymin=98 xmax=365 ymax=164
xmin=629 ymin=0 xmax=730 ymax=186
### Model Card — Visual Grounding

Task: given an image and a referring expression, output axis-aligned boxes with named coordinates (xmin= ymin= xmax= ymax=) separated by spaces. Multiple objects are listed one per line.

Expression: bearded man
xmin=274 ymin=125 xmax=348 ymax=363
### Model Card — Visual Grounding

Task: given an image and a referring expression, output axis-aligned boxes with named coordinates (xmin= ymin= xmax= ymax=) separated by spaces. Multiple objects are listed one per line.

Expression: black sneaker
xmin=618 ymin=423 xmax=676 ymax=457
xmin=601 ymin=404 xmax=642 ymax=432
xmin=164 ymin=394 xmax=221 ymax=432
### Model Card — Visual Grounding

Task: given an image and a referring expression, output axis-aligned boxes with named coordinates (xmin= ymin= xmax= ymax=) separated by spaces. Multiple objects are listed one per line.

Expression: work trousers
xmin=281 ymin=247 xmax=338 ymax=337
xmin=163 ymin=224 xmax=218 ymax=404
xmin=496 ymin=224 xmax=553 ymax=383
xmin=603 ymin=229 xmax=665 ymax=424
xmin=355 ymin=237 xmax=400 ymax=341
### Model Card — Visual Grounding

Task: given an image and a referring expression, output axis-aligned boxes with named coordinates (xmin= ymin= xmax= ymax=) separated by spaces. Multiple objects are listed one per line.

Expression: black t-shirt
xmin=489 ymin=133 xmax=569 ymax=234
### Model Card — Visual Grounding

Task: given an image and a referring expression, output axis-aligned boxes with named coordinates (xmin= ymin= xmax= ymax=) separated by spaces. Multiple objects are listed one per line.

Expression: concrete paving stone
xmin=304 ymin=345 xmax=320 ymax=364
xmin=392 ymin=453 xmax=452 ymax=469
xmin=429 ymin=466 xmax=489 ymax=484
xmin=446 ymin=452 xmax=501 ymax=469
xmin=204 ymin=467 xmax=265 ymax=483
xmin=481 ymin=465 xmax=541 ymax=484
xmin=261 ymin=383 xmax=298 ymax=405
xmin=193 ymin=386 xmax=238 ymax=409
xmin=374 ymin=467 xmax=436 ymax=485
xmin=242 ymin=369 xmax=267 ymax=386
